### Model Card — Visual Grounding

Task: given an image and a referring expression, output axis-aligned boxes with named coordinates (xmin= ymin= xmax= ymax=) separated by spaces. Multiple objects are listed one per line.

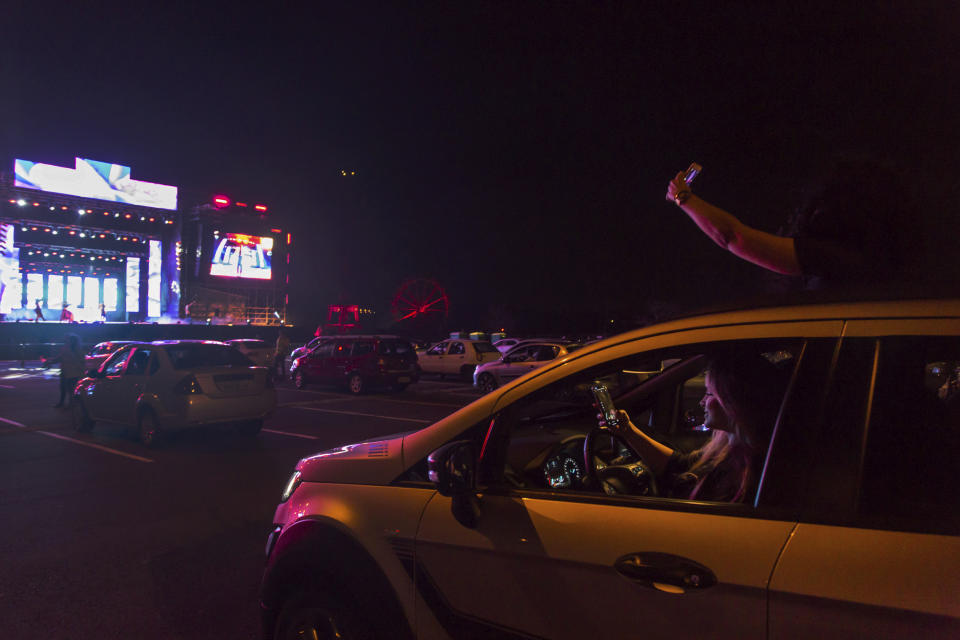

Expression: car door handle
xmin=614 ymin=552 xmax=716 ymax=593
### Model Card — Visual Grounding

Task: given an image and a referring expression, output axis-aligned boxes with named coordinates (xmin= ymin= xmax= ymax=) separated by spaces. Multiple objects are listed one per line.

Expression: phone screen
xmin=683 ymin=162 xmax=702 ymax=185
xmin=590 ymin=382 xmax=619 ymax=427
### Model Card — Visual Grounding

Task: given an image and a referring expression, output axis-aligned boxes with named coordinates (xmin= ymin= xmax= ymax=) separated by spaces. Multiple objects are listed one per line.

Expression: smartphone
xmin=683 ymin=162 xmax=702 ymax=185
xmin=590 ymin=382 xmax=619 ymax=428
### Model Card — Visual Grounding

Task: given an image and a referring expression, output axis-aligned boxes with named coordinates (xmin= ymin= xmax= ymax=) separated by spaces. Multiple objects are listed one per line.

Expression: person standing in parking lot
xmin=274 ymin=329 xmax=291 ymax=380
xmin=45 ymin=334 xmax=85 ymax=408
xmin=666 ymin=157 xmax=919 ymax=291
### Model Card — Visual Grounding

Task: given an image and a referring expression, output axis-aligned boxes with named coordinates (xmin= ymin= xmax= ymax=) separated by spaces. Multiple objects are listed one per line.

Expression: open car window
xmin=486 ymin=339 xmax=802 ymax=505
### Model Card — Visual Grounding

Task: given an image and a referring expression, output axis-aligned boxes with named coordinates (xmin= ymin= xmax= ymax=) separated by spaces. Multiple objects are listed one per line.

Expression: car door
xmin=84 ymin=346 xmax=134 ymax=421
xmin=443 ymin=340 xmax=466 ymax=375
xmin=303 ymin=341 xmax=333 ymax=380
xmin=420 ymin=341 xmax=450 ymax=374
xmin=415 ymin=329 xmax=840 ymax=639
xmin=497 ymin=345 xmax=540 ymax=384
xmin=769 ymin=320 xmax=960 ymax=639
xmin=102 ymin=346 xmax=154 ymax=425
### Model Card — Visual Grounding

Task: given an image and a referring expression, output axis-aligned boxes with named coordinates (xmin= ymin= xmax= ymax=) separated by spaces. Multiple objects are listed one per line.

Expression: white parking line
xmin=0 ymin=416 xmax=154 ymax=462
xmin=35 ymin=431 xmax=155 ymax=463
xmin=262 ymin=428 xmax=319 ymax=440
xmin=0 ymin=384 xmax=15 ymax=389
xmin=293 ymin=406 xmax=433 ymax=424
xmin=369 ymin=397 xmax=465 ymax=409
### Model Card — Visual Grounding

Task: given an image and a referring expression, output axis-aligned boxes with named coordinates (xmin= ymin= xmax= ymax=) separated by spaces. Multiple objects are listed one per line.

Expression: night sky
xmin=3 ymin=2 xmax=959 ymax=333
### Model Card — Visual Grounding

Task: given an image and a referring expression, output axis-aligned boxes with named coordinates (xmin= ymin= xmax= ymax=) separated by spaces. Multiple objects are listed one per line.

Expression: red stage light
xmin=103 ymin=212 xmax=109 ymax=216
xmin=99 ymin=234 xmax=105 ymax=238
xmin=236 ymin=202 xmax=247 ymax=207
xmin=32 ymin=202 xmax=39 ymax=206
xmin=124 ymin=213 xmax=132 ymax=219
xmin=213 ymin=196 xmax=230 ymax=208
xmin=149 ymin=217 xmax=155 ymax=222
xmin=255 ymin=204 xmax=267 ymax=211
xmin=287 ymin=233 xmax=291 ymax=245
xmin=270 ymin=228 xmax=282 ymax=233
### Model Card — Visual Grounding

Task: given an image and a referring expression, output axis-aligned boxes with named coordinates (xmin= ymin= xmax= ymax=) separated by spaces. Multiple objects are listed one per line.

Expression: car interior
xmin=476 ymin=340 xmax=801 ymax=503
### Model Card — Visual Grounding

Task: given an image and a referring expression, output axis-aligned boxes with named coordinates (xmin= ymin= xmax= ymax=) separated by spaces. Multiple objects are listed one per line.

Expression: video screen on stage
xmin=209 ymin=232 xmax=273 ymax=280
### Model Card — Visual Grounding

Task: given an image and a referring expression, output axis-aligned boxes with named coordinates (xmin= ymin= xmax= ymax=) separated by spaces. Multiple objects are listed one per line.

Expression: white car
xmin=417 ymin=338 xmax=501 ymax=381
xmin=474 ymin=340 xmax=584 ymax=393
xmin=260 ymin=297 xmax=960 ymax=639
xmin=226 ymin=338 xmax=275 ymax=368
xmin=73 ymin=340 xmax=276 ymax=446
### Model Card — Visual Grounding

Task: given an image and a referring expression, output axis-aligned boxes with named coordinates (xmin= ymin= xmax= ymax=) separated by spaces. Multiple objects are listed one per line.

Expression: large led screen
xmin=14 ymin=158 xmax=178 ymax=210
xmin=209 ymin=233 xmax=273 ymax=280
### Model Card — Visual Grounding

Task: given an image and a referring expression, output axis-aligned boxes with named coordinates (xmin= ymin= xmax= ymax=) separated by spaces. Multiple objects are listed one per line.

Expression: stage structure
xmin=180 ymin=195 xmax=290 ymax=325
xmin=0 ymin=157 xmax=181 ymax=322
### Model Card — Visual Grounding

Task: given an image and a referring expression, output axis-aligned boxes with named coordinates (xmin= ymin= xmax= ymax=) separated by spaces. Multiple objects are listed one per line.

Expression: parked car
xmin=290 ymin=335 xmax=419 ymax=394
xmin=72 ymin=339 xmax=276 ymax=446
xmin=474 ymin=340 xmax=584 ymax=393
xmin=84 ymin=340 xmax=137 ymax=372
xmin=417 ymin=338 xmax=501 ymax=381
xmin=492 ymin=337 xmax=526 ymax=354
xmin=260 ymin=297 xmax=960 ymax=639
xmin=226 ymin=338 xmax=275 ymax=368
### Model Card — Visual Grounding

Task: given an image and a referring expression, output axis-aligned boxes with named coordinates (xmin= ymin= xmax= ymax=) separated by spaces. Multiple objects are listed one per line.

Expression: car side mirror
xmin=428 ymin=440 xmax=481 ymax=528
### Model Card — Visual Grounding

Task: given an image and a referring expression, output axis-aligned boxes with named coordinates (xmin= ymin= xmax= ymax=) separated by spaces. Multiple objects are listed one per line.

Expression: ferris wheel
xmin=390 ymin=278 xmax=449 ymax=324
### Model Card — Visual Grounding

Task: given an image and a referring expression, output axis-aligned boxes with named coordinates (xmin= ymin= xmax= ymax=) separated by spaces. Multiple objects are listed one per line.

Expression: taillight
xmin=174 ymin=374 xmax=203 ymax=395
xmin=377 ymin=358 xmax=386 ymax=371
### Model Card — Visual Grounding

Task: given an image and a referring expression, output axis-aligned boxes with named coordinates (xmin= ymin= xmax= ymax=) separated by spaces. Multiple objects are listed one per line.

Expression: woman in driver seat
xmin=614 ymin=350 xmax=787 ymax=503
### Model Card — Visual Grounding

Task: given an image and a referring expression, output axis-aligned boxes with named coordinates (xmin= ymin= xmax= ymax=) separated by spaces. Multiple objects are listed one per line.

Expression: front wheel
xmin=273 ymin=588 xmax=371 ymax=640
xmin=293 ymin=369 xmax=307 ymax=389
xmin=346 ymin=373 xmax=364 ymax=395
xmin=477 ymin=373 xmax=497 ymax=394
xmin=138 ymin=410 xmax=162 ymax=448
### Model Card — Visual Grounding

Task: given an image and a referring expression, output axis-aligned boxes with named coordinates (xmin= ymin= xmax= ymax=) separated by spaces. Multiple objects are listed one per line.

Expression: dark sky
xmin=3 ymin=2 xmax=959 ymax=332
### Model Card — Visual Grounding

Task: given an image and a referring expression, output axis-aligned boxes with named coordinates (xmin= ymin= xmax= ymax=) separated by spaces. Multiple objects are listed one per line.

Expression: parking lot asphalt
xmin=0 ymin=362 xmax=481 ymax=640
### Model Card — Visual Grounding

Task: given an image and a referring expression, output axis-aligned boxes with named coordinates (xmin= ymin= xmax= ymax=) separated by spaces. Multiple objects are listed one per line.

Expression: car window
xmin=427 ymin=342 xmax=448 ymax=356
xmin=473 ymin=341 xmax=498 ymax=354
xmin=125 ymin=348 xmax=152 ymax=376
xmin=858 ymin=336 xmax=960 ymax=533
xmin=313 ymin=342 xmax=334 ymax=358
xmin=166 ymin=344 xmax=253 ymax=369
xmin=485 ymin=340 xmax=800 ymax=505
xmin=352 ymin=341 xmax=374 ymax=356
xmin=102 ymin=348 xmax=132 ymax=376
xmin=534 ymin=345 xmax=559 ymax=361
xmin=448 ymin=342 xmax=465 ymax=355
xmin=378 ymin=340 xmax=413 ymax=355
xmin=506 ymin=346 xmax=533 ymax=362
xmin=239 ymin=340 xmax=269 ymax=349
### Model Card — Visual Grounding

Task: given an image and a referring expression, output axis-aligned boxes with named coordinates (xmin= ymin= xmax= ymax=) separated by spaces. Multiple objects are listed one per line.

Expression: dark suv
xmin=289 ymin=335 xmax=419 ymax=393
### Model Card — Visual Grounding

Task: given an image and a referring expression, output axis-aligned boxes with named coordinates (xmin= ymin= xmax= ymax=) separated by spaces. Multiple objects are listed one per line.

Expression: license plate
xmin=397 ymin=376 xmax=410 ymax=383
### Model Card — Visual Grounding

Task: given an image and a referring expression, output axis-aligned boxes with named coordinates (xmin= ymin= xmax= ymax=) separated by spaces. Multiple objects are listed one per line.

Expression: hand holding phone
xmin=590 ymin=382 xmax=619 ymax=428
xmin=683 ymin=162 xmax=702 ymax=185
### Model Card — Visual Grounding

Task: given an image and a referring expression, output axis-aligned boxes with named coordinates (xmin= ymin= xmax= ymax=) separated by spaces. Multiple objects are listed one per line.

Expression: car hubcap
xmin=285 ymin=608 xmax=343 ymax=640
xmin=350 ymin=376 xmax=362 ymax=393
xmin=481 ymin=375 xmax=495 ymax=392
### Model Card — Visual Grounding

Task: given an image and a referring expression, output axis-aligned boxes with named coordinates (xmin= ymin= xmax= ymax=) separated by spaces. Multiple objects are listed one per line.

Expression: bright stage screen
xmin=209 ymin=232 xmax=273 ymax=280
xmin=14 ymin=157 xmax=178 ymax=210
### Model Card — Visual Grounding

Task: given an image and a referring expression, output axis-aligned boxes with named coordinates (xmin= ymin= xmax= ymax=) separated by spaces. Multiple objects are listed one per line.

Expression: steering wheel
xmin=583 ymin=427 xmax=658 ymax=496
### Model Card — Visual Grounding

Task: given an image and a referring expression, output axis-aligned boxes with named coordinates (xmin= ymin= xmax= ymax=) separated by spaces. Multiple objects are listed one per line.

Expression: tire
xmin=477 ymin=372 xmax=498 ymax=394
xmin=460 ymin=365 xmax=475 ymax=383
xmin=71 ymin=400 xmax=94 ymax=433
xmin=138 ymin=410 xmax=161 ymax=448
xmin=294 ymin=369 xmax=307 ymax=389
xmin=237 ymin=419 xmax=263 ymax=436
xmin=346 ymin=373 xmax=364 ymax=395
xmin=273 ymin=587 xmax=371 ymax=640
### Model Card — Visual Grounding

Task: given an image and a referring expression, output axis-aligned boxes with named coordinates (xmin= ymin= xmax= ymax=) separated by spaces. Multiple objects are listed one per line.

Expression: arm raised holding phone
xmin=667 ymin=164 xmax=802 ymax=276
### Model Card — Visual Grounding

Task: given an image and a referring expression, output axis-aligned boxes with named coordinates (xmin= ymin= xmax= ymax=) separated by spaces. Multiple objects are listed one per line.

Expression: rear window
xmin=166 ymin=344 xmax=253 ymax=369
xmin=472 ymin=341 xmax=498 ymax=354
xmin=378 ymin=340 xmax=413 ymax=355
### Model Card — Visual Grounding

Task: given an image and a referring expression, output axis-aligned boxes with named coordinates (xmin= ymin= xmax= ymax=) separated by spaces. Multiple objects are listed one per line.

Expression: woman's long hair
xmin=688 ymin=350 xmax=788 ymax=501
